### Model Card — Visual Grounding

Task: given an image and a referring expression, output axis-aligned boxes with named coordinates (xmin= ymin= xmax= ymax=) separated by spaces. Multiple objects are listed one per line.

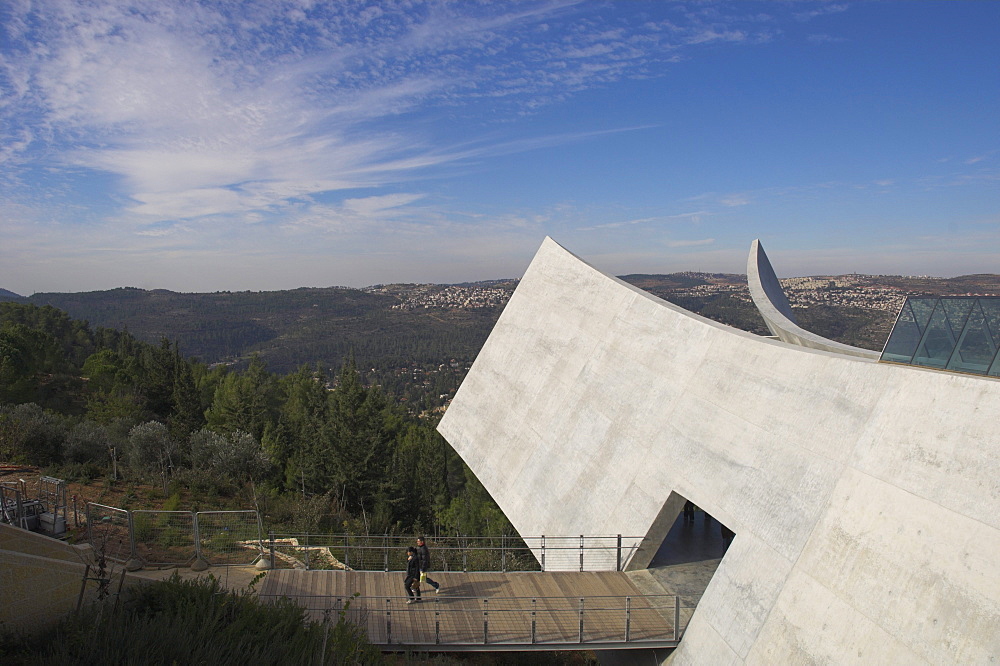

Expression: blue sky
xmin=1 ymin=1 xmax=998 ymax=294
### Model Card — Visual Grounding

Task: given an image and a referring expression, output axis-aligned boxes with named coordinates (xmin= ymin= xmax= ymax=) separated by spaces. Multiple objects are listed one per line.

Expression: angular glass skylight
xmin=881 ymin=297 xmax=1000 ymax=377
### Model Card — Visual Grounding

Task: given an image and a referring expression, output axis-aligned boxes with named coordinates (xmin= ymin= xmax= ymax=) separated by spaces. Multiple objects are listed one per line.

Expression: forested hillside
xmin=9 ymin=284 xmax=512 ymax=413
xmin=0 ymin=302 xmax=508 ymax=537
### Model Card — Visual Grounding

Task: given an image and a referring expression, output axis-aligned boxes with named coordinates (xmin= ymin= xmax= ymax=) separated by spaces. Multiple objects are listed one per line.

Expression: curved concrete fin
xmin=749 ymin=239 xmax=797 ymax=324
xmin=747 ymin=239 xmax=879 ymax=359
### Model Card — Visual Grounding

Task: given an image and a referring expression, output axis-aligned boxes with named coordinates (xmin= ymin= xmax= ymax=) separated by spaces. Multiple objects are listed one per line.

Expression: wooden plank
xmin=260 ymin=569 xmax=676 ymax=648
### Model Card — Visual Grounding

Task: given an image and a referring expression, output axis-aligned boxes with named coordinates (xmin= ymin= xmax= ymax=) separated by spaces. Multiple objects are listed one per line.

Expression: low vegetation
xmin=0 ymin=574 xmax=382 ymax=664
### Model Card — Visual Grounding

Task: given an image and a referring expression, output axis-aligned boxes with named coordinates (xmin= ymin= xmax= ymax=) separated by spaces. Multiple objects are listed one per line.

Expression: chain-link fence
xmin=132 ymin=510 xmax=197 ymax=567
xmin=86 ymin=503 xmax=134 ymax=564
xmin=85 ymin=503 xmax=265 ymax=569
xmin=197 ymin=511 xmax=263 ymax=566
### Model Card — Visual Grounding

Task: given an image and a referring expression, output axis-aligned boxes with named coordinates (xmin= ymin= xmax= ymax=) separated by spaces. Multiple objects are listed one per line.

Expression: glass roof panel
xmin=979 ymin=299 xmax=1000 ymax=342
xmin=947 ymin=301 xmax=997 ymax=374
xmin=907 ymin=298 xmax=938 ymax=332
xmin=880 ymin=300 xmax=922 ymax=363
xmin=912 ymin=303 xmax=957 ymax=369
xmin=940 ymin=298 xmax=976 ymax=337
xmin=881 ymin=296 xmax=1000 ymax=377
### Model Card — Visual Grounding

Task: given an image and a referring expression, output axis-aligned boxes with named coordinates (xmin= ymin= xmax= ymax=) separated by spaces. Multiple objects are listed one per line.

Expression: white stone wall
xmin=438 ymin=237 xmax=1000 ymax=663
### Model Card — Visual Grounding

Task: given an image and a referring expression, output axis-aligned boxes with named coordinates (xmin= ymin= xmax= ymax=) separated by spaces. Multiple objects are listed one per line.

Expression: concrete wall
xmin=438 ymin=237 xmax=1000 ymax=663
xmin=0 ymin=523 xmax=101 ymax=632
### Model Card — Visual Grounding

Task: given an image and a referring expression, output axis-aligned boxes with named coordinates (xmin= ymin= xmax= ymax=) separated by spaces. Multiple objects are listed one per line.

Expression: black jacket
xmin=417 ymin=543 xmax=432 ymax=572
xmin=406 ymin=553 xmax=420 ymax=579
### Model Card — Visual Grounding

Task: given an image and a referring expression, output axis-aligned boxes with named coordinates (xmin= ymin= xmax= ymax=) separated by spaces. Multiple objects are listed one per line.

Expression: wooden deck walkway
xmin=258 ymin=570 xmax=683 ymax=650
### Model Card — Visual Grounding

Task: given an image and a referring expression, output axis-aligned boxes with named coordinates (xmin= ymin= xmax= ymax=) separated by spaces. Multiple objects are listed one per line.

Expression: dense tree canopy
xmin=0 ymin=303 xmax=513 ymax=537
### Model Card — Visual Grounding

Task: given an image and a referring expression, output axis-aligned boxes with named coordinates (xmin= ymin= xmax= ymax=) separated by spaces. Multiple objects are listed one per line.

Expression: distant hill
xmin=25 ymin=284 xmax=514 ymax=379
xmin=19 ymin=271 xmax=1000 ymax=381
xmin=0 ymin=288 xmax=25 ymax=302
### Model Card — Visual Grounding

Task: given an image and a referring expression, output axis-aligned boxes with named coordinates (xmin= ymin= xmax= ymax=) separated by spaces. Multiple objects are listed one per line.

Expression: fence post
xmin=304 ymin=533 xmax=311 ymax=570
xmin=124 ymin=509 xmax=142 ymax=572
xmin=501 ymin=533 xmax=506 ymax=573
xmin=578 ymin=598 xmax=585 ymax=643
xmin=383 ymin=533 xmax=389 ymax=572
xmin=386 ymin=599 xmax=392 ymax=645
xmin=483 ymin=598 xmax=489 ymax=644
xmin=191 ymin=511 xmax=209 ymax=571
xmin=617 ymin=534 xmax=622 ymax=572
xmin=435 ymin=599 xmax=441 ymax=645
xmin=344 ymin=533 xmax=349 ymax=570
xmin=269 ymin=531 xmax=275 ymax=569
xmin=625 ymin=596 xmax=632 ymax=642
xmin=541 ymin=535 xmax=546 ymax=572
xmin=674 ymin=595 xmax=680 ymax=641
xmin=531 ymin=598 xmax=537 ymax=644
xmin=579 ymin=534 xmax=584 ymax=572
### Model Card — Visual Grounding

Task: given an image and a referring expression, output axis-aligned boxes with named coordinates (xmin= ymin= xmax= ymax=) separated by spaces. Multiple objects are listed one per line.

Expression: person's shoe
xmin=435 ymin=586 xmax=441 ymax=594
xmin=406 ymin=599 xmax=416 ymax=604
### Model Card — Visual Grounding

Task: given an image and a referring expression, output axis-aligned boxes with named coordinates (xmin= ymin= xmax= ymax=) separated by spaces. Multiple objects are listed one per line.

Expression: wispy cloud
xmin=795 ymin=3 xmax=850 ymax=22
xmin=577 ymin=211 xmax=709 ymax=231
xmin=666 ymin=238 xmax=714 ymax=248
xmin=0 ymin=0 xmax=785 ymax=230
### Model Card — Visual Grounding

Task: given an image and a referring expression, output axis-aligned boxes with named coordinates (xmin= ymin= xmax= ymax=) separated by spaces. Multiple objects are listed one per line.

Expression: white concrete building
xmin=438 ymin=237 xmax=1000 ymax=663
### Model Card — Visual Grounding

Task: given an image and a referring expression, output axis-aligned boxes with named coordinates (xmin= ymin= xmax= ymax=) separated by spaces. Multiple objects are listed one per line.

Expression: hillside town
xmin=366 ymin=282 xmax=517 ymax=310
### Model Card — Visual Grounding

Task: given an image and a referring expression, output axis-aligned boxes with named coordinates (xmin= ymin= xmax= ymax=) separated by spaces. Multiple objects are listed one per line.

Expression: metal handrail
xmin=266 ymin=533 xmax=646 ymax=572
xmin=258 ymin=591 xmax=700 ymax=647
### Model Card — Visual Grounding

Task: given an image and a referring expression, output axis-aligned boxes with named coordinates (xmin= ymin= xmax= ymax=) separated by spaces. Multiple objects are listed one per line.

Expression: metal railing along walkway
xmin=265 ymin=533 xmax=646 ymax=572
xmin=258 ymin=570 xmax=696 ymax=651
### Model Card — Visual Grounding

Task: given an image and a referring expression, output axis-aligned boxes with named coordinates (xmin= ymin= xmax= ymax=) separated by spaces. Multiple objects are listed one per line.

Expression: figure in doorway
xmin=683 ymin=501 xmax=695 ymax=523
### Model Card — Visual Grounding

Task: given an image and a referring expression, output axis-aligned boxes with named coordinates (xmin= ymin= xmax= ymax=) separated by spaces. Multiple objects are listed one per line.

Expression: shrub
xmin=1 ymin=573 xmax=382 ymax=665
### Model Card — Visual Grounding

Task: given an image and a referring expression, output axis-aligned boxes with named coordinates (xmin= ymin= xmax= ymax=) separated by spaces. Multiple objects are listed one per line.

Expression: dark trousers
xmin=404 ymin=576 xmax=421 ymax=598
xmin=422 ymin=573 xmax=440 ymax=590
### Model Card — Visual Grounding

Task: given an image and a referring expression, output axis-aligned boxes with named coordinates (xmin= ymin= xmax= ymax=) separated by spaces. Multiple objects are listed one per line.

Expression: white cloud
xmin=721 ymin=194 xmax=751 ymax=207
xmin=666 ymin=238 xmax=714 ymax=248
xmin=343 ymin=193 xmax=426 ymax=216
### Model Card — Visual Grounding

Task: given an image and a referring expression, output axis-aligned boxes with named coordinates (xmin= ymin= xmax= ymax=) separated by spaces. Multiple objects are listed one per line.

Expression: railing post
xmin=304 ymin=532 xmax=310 ymax=570
xmin=617 ymin=534 xmax=622 ymax=571
xmin=483 ymin=598 xmax=489 ymax=644
xmin=625 ymin=596 xmax=631 ymax=643
xmin=127 ymin=509 xmax=138 ymax=563
xmin=578 ymin=597 xmax=585 ymax=643
xmin=541 ymin=535 xmax=546 ymax=572
xmin=383 ymin=533 xmax=388 ymax=572
xmin=269 ymin=531 xmax=275 ymax=569
xmin=579 ymin=534 xmax=584 ymax=572
xmin=386 ymin=598 xmax=392 ymax=645
xmin=435 ymin=599 xmax=441 ymax=645
xmin=343 ymin=533 xmax=349 ymax=569
xmin=674 ymin=595 xmax=680 ymax=641
xmin=531 ymin=598 xmax=537 ymax=644
xmin=501 ymin=533 xmax=506 ymax=573
xmin=192 ymin=511 xmax=202 ymax=563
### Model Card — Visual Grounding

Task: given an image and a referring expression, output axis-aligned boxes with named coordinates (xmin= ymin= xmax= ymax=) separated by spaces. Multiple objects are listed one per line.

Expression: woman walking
xmin=404 ymin=546 xmax=421 ymax=604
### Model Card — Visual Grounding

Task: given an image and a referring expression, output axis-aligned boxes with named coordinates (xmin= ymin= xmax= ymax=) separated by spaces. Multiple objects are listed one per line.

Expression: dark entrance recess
xmin=629 ymin=491 xmax=735 ymax=616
